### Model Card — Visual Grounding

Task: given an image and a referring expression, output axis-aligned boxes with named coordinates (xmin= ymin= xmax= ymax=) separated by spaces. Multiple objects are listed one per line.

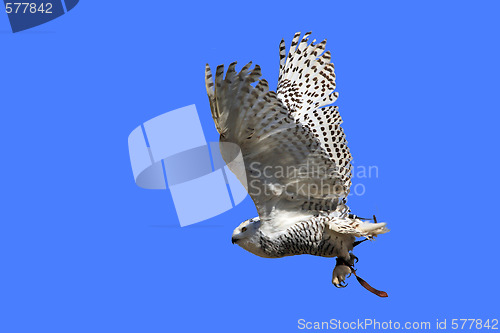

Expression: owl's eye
xmin=241 ymin=227 xmax=247 ymax=232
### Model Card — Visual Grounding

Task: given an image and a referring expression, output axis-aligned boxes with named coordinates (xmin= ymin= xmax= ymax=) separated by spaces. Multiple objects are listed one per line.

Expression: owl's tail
xmin=328 ymin=214 xmax=389 ymax=239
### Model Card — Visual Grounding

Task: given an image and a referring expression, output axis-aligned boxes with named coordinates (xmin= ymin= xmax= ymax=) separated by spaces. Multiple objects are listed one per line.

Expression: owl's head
xmin=231 ymin=217 xmax=268 ymax=257
xmin=231 ymin=217 xmax=260 ymax=245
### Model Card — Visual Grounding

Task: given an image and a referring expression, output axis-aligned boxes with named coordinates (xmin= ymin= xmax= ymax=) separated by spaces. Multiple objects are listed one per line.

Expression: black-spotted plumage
xmin=206 ymin=32 xmax=389 ymax=295
xmin=258 ymin=219 xmax=353 ymax=258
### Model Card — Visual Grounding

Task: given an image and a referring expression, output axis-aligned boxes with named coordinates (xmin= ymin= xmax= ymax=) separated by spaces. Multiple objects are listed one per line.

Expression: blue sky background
xmin=1 ymin=1 xmax=499 ymax=332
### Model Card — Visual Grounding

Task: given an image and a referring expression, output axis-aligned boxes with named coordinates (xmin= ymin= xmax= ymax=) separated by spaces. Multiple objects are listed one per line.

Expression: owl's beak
xmin=231 ymin=236 xmax=238 ymax=244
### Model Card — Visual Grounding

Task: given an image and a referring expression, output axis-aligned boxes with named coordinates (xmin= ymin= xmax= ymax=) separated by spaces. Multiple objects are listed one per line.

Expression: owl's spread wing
xmin=277 ymin=32 xmax=352 ymax=198
xmin=205 ymin=32 xmax=353 ymax=231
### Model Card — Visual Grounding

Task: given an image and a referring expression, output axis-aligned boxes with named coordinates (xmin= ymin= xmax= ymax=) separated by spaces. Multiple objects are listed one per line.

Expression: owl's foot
xmin=332 ymin=263 xmax=351 ymax=288
xmin=347 ymin=253 xmax=358 ymax=264
xmin=332 ymin=255 xmax=355 ymax=287
xmin=332 ymin=254 xmax=388 ymax=297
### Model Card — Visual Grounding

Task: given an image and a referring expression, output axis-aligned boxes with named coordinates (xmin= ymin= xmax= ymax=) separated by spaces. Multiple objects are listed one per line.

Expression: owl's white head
xmin=231 ymin=217 xmax=268 ymax=257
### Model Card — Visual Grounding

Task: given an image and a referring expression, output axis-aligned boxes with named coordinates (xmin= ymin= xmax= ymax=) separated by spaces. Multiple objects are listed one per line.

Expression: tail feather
xmin=358 ymin=221 xmax=390 ymax=236
xmin=327 ymin=216 xmax=390 ymax=239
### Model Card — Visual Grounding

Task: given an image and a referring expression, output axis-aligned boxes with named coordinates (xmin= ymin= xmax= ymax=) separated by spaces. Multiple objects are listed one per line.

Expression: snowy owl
xmin=205 ymin=32 xmax=389 ymax=297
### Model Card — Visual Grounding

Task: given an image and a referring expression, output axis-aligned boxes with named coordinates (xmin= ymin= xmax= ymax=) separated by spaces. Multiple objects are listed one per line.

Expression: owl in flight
xmin=205 ymin=32 xmax=389 ymax=297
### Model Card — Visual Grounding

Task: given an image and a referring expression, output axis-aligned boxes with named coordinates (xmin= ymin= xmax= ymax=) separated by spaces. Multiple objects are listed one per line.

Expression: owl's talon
xmin=332 ymin=261 xmax=352 ymax=287
xmin=351 ymin=253 xmax=359 ymax=264
xmin=334 ymin=281 xmax=348 ymax=288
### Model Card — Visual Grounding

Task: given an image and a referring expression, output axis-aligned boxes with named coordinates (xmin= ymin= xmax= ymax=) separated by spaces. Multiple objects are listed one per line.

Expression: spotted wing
xmin=205 ymin=62 xmax=347 ymax=229
xmin=277 ymin=32 xmax=353 ymax=208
